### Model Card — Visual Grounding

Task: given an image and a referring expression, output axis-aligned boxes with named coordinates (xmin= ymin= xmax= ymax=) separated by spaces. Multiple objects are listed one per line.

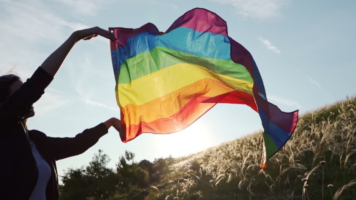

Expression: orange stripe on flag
xmin=121 ymin=78 xmax=234 ymax=125
xmin=121 ymin=90 xmax=256 ymax=142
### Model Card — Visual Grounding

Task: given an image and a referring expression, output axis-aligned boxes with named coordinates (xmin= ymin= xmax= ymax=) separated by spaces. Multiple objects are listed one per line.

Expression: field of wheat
xmin=145 ymin=97 xmax=356 ymax=200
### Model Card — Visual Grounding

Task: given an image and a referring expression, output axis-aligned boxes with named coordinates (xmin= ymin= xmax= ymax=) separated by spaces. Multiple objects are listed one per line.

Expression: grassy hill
xmin=143 ymin=97 xmax=356 ymax=200
xmin=60 ymin=97 xmax=356 ymax=200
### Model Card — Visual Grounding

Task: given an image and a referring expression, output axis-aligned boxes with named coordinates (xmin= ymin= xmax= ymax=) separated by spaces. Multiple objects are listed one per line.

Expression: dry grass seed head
xmin=333 ymin=179 xmax=356 ymax=200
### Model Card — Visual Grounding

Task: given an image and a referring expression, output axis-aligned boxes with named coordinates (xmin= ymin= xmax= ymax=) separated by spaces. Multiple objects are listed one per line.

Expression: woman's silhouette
xmin=0 ymin=27 xmax=123 ymax=200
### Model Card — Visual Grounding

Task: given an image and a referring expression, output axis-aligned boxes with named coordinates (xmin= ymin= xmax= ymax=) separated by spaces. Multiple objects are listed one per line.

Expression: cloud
xmin=306 ymin=76 xmax=321 ymax=88
xmin=56 ymin=0 xmax=99 ymax=16
xmin=210 ymin=0 xmax=288 ymax=19
xmin=0 ymin=0 xmax=88 ymax=78
xmin=305 ymin=76 xmax=335 ymax=100
xmin=67 ymin=56 xmax=117 ymax=111
xmin=73 ymin=69 xmax=117 ymax=112
xmin=259 ymin=37 xmax=281 ymax=54
xmin=144 ymin=0 xmax=179 ymax=11
xmin=85 ymin=99 xmax=119 ymax=111
xmin=268 ymin=94 xmax=302 ymax=108
xmin=0 ymin=1 xmax=87 ymax=43
xmin=113 ymin=0 xmax=179 ymax=11
xmin=33 ymin=88 xmax=69 ymax=116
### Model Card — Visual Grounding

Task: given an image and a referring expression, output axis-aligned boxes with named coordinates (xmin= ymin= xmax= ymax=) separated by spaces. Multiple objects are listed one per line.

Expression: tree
xmin=116 ymin=151 xmax=150 ymax=191
xmin=60 ymin=150 xmax=117 ymax=200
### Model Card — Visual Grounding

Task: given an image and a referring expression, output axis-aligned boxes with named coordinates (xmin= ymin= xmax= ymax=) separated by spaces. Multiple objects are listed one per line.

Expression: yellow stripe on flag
xmin=117 ymin=63 xmax=253 ymax=107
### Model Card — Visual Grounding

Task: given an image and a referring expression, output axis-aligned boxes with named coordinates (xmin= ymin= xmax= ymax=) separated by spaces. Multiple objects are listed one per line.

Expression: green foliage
xmin=60 ymin=150 xmax=117 ymax=200
xmin=60 ymin=150 xmax=174 ymax=199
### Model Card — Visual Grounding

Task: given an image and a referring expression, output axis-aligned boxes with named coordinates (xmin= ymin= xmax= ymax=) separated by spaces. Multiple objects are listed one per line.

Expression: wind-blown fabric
xmin=109 ymin=8 xmax=299 ymax=168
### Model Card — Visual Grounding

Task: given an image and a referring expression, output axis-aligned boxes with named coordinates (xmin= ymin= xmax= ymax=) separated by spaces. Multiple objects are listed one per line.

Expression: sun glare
xmin=157 ymin=121 xmax=217 ymax=158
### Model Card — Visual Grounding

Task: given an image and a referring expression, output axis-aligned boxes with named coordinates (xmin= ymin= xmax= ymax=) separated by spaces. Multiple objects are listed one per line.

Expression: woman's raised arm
xmin=0 ymin=27 xmax=116 ymax=129
xmin=40 ymin=27 xmax=116 ymax=76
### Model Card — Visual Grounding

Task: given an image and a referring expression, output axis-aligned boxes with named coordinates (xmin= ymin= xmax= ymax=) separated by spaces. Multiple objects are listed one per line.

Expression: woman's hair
xmin=0 ymin=74 xmax=21 ymax=103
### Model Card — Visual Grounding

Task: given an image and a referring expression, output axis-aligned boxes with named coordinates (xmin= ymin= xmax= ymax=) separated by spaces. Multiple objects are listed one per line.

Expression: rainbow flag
xmin=109 ymin=8 xmax=299 ymax=168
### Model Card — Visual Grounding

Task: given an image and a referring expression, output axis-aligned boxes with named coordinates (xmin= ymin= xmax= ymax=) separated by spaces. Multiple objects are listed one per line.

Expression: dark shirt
xmin=0 ymin=67 xmax=108 ymax=200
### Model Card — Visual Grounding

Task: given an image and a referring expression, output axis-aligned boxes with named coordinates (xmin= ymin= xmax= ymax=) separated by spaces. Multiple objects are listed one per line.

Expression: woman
xmin=0 ymin=27 xmax=123 ymax=200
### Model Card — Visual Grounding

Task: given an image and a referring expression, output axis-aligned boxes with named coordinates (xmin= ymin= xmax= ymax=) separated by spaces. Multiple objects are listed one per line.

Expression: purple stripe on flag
xmin=255 ymin=94 xmax=299 ymax=134
xmin=166 ymin=8 xmax=228 ymax=36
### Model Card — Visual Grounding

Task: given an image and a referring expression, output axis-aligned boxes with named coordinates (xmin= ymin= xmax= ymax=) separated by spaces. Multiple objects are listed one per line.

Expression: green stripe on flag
xmin=263 ymin=133 xmax=280 ymax=159
xmin=118 ymin=46 xmax=253 ymax=84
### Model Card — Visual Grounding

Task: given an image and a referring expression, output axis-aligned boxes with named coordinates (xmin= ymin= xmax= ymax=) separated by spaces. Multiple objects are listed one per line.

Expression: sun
xmin=157 ymin=121 xmax=217 ymax=158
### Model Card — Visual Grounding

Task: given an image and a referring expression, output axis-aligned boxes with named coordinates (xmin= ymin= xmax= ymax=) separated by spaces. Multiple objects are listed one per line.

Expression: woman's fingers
xmin=82 ymin=34 xmax=99 ymax=40
xmin=110 ymin=118 xmax=121 ymax=130
xmin=104 ymin=117 xmax=125 ymax=139
xmin=97 ymin=28 xmax=116 ymax=41
xmin=76 ymin=27 xmax=116 ymax=41
xmin=92 ymin=27 xmax=115 ymax=40
xmin=112 ymin=118 xmax=122 ymax=131
xmin=111 ymin=118 xmax=125 ymax=139
xmin=83 ymin=35 xmax=93 ymax=40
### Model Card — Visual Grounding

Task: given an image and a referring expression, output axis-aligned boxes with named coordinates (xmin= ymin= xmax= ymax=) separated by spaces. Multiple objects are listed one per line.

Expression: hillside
xmin=60 ymin=97 xmax=356 ymax=200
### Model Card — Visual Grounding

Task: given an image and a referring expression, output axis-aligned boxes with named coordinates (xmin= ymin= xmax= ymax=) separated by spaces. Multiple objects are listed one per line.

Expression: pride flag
xmin=109 ymin=8 xmax=299 ymax=168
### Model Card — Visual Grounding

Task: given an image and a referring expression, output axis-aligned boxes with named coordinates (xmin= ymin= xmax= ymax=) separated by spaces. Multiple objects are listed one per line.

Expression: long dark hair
xmin=0 ymin=74 xmax=21 ymax=103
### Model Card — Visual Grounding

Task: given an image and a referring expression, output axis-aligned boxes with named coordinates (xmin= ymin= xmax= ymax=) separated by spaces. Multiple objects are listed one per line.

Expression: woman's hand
xmin=104 ymin=117 xmax=125 ymax=138
xmin=73 ymin=26 xmax=116 ymax=41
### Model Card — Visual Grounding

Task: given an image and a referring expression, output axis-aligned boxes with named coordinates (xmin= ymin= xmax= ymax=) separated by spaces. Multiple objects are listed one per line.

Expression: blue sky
xmin=1 ymin=0 xmax=355 ymax=181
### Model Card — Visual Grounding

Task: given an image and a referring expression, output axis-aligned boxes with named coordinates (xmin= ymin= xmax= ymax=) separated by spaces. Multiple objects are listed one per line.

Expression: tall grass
xmin=141 ymin=97 xmax=356 ymax=200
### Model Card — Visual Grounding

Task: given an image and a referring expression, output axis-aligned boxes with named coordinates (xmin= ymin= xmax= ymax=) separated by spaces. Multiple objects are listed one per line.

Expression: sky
xmin=1 ymin=0 xmax=356 ymax=182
